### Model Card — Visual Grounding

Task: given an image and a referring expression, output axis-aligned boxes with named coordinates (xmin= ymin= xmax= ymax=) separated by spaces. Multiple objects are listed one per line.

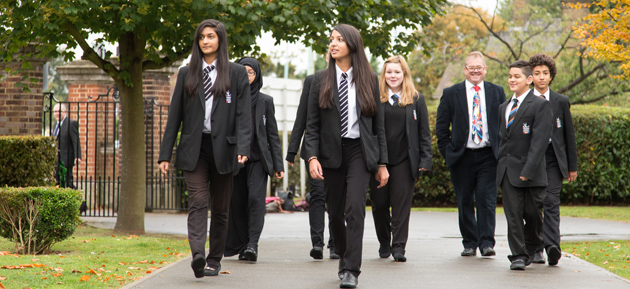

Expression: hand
xmin=75 ymin=158 xmax=82 ymax=167
xmin=519 ymin=176 xmax=529 ymax=181
xmin=287 ymin=161 xmax=294 ymax=167
xmin=159 ymin=161 xmax=169 ymax=175
xmin=418 ymin=167 xmax=427 ymax=172
xmin=567 ymin=171 xmax=577 ymax=182
xmin=275 ymin=171 xmax=284 ymax=179
xmin=309 ymin=159 xmax=324 ymax=180
xmin=238 ymin=155 xmax=248 ymax=164
xmin=375 ymin=166 xmax=389 ymax=188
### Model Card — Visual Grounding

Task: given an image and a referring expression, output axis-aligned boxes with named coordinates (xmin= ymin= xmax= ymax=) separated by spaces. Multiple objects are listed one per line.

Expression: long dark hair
xmin=319 ymin=24 xmax=377 ymax=116
xmin=185 ymin=19 xmax=231 ymax=98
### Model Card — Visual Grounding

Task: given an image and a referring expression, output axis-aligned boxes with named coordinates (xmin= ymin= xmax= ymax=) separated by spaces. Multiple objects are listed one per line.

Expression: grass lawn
xmin=563 ymin=240 xmax=630 ymax=280
xmin=0 ymin=225 xmax=189 ymax=289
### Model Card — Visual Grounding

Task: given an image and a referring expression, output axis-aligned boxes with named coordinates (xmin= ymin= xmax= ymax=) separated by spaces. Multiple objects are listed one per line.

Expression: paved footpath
xmin=83 ymin=211 xmax=630 ymax=289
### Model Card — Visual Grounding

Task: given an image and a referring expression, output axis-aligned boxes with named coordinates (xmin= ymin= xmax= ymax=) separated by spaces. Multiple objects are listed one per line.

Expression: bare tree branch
xmin=463 ymin=5 xmax=520 ymax=60
xmin=62 ymin=21 xmax=120 ymax=80
xmin=557 ymin=63 xmax=606 ymax=93
xmin=553 ymin=31 xmax=573 ymax=59
xmin=482 ymin=52 xmax=508 ymax=67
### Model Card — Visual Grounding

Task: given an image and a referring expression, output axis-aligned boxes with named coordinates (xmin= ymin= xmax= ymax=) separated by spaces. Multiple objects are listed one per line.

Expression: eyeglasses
xmin=247 ymin=71 xmax=256 ymax=76
xmin=53 ymin=110 xmax=65 ymax=113
xmin=465 ymin=66 xmax=485 ymax=72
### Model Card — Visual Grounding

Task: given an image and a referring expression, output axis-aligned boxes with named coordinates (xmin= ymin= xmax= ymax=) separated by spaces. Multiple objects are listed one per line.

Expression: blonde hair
xmin=465 ymin=51 xmax=486 ymax=67
xmin=378 ymin=55 xmax=418 ymax=107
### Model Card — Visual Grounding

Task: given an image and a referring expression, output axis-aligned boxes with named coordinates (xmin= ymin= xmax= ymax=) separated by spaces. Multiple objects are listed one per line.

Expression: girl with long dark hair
xmin=305 ymin=24 xmax=389 ymax=288
xmin=158 ymin=19 xmax=251 ymax=278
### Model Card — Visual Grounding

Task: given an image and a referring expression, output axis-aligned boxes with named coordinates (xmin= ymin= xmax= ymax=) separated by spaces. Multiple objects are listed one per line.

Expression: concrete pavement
xmin=83 ymin=211 xmax=630 ymax=289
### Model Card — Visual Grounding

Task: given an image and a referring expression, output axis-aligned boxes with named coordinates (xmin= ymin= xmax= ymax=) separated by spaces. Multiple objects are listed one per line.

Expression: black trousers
xmin=225 ymin=160 xmax=268 ymax=256
xmin=307 ymin=162 xmax=335 ymax=248
xmin=449 ymin=147 xmax=497 ymax=250
xmin=184 ymin=134 xmax=233 ymax=267
xmin=370 ymin=157 xmax=414 ymax=255
xmin=324 ymin=139 xmax=371 ymax=277
xmin=500 ymin=173 xmax=545 ymax=262
xmin=537 ymin=144 xmax=563 ymax=253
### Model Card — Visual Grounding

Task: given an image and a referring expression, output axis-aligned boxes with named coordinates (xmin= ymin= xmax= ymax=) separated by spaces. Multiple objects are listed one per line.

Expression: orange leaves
xmin=0 ymin=282 xmax=4 ymax=289
xmin=80 ymin=275 xmax=90 ymax=281
xmin=1 ymin=263 xmax=45 ymax=269
xmin=0 ymin=252 xmax=10 ymax=256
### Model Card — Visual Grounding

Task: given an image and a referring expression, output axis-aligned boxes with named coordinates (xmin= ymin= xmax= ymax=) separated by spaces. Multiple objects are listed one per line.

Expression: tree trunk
xmin=114 ymin=33 xmax=146 ymax=234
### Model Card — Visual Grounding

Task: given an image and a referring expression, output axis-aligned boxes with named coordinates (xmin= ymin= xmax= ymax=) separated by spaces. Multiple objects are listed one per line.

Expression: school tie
xmin=471 ymin=85 xmax=483 ymax=144
xmin=540 ymin=94 xmax=546 ymax=100
xmin=339 ymin=72 xmax=349 ymax=137
xmin=507 ymin=98 xmax=519 ymax=129
xmin=203 ymin=65 xmax=215 ymax=100
xmin=391 ymin=94 xmax=399 ymax=106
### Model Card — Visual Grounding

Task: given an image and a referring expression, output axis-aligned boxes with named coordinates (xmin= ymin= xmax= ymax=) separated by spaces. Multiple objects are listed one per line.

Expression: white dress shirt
xmin=465 ymin=80 xmax=489 ymax=148
xmin=202 ymin=59 xmax=218 ymax=133
xmin=533 ymin=88 xmax=552 ymax=142
xmin=336 ymin=64 xmax=359 ymax=139
xmin=505 ymin=89 xmax=530 ymax=128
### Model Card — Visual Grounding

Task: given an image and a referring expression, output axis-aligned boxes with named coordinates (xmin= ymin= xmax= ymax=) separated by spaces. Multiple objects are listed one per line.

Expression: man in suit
xmin=497 ymin=60 xmax=553 ymax=270
xmin=53 ymin=103 xmax=82 ymax=189
xmin=528 ymin=54 xmax=578 ymax=266
xmin=286 ymin=74 xmax=337 ymax=260
xmin=436 ymin=51 xmax=506 ymax=257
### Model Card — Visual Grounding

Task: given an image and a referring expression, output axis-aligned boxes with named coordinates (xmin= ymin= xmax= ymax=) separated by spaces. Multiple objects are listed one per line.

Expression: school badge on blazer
xmin=556 ymin=117 xmax=562 ymax=128
xmin=522 ymin=123 xmax=530 ymax=134
xmin=226 ymin=91 xmax=232 ymax=103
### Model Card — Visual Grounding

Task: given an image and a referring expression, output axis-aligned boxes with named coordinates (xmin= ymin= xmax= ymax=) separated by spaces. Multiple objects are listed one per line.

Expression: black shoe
xmin=329 ymin=247 xmax=340 ymax=259
xmin=547 ymin=246 xmax=561 ymax=266
xmin=310 ymin=246 xmax=324 ymax=260
xmin=238 ymin=250 xmax=247 ymax=260
xmin=191 ymin=254 xmax=206 ymax=278
xmin=461 ymin=248 xmax=476 ymax=256
xmin=338 ymin=259 xmax=345 ymax=280
xmin=379 ymin=244 xmax=391 ymax=258
xmin=481 ymin=247 xmax=496 ymax=257
xmin=510 ymin=259 xmax=526 ymax=270
xmin=532 ymin=251 xmax=545 ymax=264
xmin=243 ymin=247 xmax=258 ymax=262
xmin=340 ymin=272 xmax=358 ymax=288
xmin=392 ymin=252 xmax=407 ymax=262
xmin=203 ymin=264 xmax=220 ymax=276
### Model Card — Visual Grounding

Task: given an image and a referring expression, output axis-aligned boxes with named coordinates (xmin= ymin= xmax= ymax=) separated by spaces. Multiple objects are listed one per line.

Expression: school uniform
xmin=496 ymin=89 xmax=553 ymax=264
xmin=286 ymin=74 xmax=335 ymax=251
xmin=158 ymin=60 xmax=251 ymax=269
xmin=370 ymin=90 xmax=432 ymax=258
xmin=305 ymin=66 xmax=387 ymax=277
xmin=533 ymin=89 xmax=577 ymax=257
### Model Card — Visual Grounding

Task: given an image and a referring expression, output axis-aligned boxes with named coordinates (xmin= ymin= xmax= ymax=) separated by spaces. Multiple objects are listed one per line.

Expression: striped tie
xmin=507 ymin=98 xmax=519 ymax=129
xmin=339 ymin=72 xmax=349 ymax=137
xmin=471 ymin=85 xmax=483 ymax=144
xmin=203 ymin=65 xmax=215 ymax=100
xmin=391 ymin=94 xmax=399 ymax=106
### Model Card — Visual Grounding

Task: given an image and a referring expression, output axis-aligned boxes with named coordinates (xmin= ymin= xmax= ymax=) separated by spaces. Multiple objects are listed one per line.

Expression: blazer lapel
xmin=333 ymin=77 xmax=341 ymax=112
xmin=211 ymin=91 xmax=221 ymax=117
xmin=198 ymin=81 xmax=206 ymax=110
xmin=255 ymin=99 xmax=264 ymax=129
xmin=499 ymin=102 xmax=508 ymax=136
xmin=455 ymin=82 xmax=469 ymax=122
xmin=484 ymin=81 xmax=494 ymax=114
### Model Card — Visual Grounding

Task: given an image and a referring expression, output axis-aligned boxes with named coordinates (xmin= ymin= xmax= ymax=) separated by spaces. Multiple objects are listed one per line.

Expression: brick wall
xmin=0 ymin=59 xmax=47 ymax=136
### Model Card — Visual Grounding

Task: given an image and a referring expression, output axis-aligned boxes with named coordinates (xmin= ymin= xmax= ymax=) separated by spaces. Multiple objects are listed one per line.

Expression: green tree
xmin=0 ymin=0 xmax=446 ymax=233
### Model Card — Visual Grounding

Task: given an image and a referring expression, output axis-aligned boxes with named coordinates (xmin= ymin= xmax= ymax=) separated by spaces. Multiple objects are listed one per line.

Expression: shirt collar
xmin=511 ymin=89 xmax=530 ymax=103
xmin=335 ymin=64 xmax=353 ymax=83
xmin=533 ymin=88 xmax=550 ymax=100
xmin=203 ymin=59 xmax=218 ymax=70
xmin=388 ymin=88 xmax=401 ymax=98
xmin=465 ymin=80 xmax=484 ymax=92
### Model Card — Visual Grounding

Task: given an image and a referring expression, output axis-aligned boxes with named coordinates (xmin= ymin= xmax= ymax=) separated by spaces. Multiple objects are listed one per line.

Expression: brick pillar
xmin=0 ymin=51 xmax=48 ymax=136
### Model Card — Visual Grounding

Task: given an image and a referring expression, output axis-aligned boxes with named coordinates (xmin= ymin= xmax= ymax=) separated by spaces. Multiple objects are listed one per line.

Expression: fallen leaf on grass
xmin=0 ymin=277 xmax=5 ymax=281
xmin=51 ymin=273 xmax=62 ymax=277
xmin=87 ymin=269 xmax=98 ymax=274
xmin=80 ymin=275 xmax=90 ymax=281
xmin=0 ymin=252 xmax=10 ymax=256
xmin=42 ymin=276 xmax=48 ymax=280
xmin=0 ymin=283 xmax=4 ymax=289
xmin=72 ymin=270 xmax=82 ymax=274
xmin=136 ymin=260 xmax=148 ymax=264
xmin=1 ymin=263 xmax=45 ymax=269
xmin=146 ymin=270 xmax=153 ymax=274
xmin=127 ymin=267 xmax=141 ymax=270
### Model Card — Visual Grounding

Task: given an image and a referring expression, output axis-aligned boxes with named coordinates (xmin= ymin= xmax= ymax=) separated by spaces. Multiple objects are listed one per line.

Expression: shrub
xmin=0 ymin=136 xmax=56 ymax=187
xmin=0 ymin=187 xmax=82 ymax=254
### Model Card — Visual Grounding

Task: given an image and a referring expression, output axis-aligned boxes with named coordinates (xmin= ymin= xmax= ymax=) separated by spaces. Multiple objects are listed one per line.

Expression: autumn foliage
xmin=571 ymin=0 xmax=630 ymax=79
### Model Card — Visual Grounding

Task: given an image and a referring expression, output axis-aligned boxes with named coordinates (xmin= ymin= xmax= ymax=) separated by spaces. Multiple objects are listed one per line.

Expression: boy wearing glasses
xmin=436 ymin=51 xmax=506 ymax=258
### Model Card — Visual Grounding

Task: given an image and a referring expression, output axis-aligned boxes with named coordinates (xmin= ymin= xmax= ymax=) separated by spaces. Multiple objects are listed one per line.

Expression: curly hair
xmin=529 ymin=54 xmax=557 ymax=85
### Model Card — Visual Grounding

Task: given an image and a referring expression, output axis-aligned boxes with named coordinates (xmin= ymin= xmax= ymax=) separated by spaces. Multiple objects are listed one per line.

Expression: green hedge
xmin=412 ymin=102 xmax=630 ymax=206
xmin=0 ymin=187 xmax=82 ymax=254
xmin=0 ymin=136 xmax=56 ymax=187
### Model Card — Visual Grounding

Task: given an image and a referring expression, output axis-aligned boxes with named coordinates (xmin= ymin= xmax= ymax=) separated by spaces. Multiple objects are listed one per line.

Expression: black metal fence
xmin=43 ymin=88 xmax=187 ymax=217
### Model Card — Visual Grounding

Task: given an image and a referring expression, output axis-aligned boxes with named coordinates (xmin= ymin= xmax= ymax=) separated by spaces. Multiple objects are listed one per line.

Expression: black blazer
xmin=158 ymin=62 xmax=251 ymax=175
xmin=496 ymin=90 xmax=553 ymax=187
xmin=286 ymin=74 xmax=314 ymax=162
xmin=382 ymin=93 xmax=432 ymax=178
xmin=548 ymin=90 xmax=578 ymax=178
xmin=305 ymin=69 xmax=388 ymax=173
xmin=56 ymin=117 xmax=81 ymax=167
xmin=436 ymin=81 xmax=506 ymax=167
xmin=254 ymin=93 xmax=284 ymax=176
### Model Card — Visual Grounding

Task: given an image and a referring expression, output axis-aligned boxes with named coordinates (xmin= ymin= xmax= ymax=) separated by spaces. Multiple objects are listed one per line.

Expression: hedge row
xmin=0 ymin=187 xmax=82 ymax=254
xmin=0 ymin=136 xmax=56 ymax=187
xmin=412 ymin=103 xmax=630 ymax=206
